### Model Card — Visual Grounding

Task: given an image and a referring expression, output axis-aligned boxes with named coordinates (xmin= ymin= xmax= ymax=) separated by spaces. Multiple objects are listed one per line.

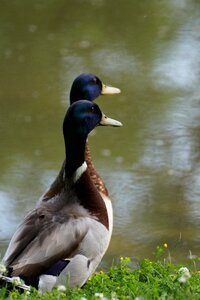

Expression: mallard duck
xmin=38 ymin=73 xmax=120 ymax=212
xmin=3 ymin=100 xmax=122 ymax=292
xmin=69 ymin=73 xmax=121 ymax=103
xmin=65 ymin=73 xmax=120 ymax=193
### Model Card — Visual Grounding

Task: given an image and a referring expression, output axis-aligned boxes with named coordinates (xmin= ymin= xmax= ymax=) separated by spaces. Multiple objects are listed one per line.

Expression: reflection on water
xmin=0 ymin=191 xmax=18 ymax=239
xmin=1 ymin=0 xmax=200 ymax=266
xmin=153 ymin=33 xmax=200 ymax=90
xmin=141 ymin=95 xmax=200 ymax=173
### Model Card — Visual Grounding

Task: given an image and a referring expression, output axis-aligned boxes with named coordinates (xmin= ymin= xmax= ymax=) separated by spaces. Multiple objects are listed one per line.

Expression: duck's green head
xmin=63 ymin=100 xmax=122 ymax=177
xmin=70 ymin=73 xmax=121 ymax=104
xmin=64 ymin=100 xmax=122 ymax=137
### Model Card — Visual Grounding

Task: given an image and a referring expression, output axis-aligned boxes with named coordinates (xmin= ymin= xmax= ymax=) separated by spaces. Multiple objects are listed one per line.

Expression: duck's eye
xmin=90 ymin=106 xmax=95 ymax=113
xmin=91 ymin=77 xmax=97 ymax=84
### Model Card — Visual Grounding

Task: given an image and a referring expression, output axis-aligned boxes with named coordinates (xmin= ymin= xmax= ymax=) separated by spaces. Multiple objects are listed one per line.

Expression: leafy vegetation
xmin=1 ymin=245 xmax=200 ymax=299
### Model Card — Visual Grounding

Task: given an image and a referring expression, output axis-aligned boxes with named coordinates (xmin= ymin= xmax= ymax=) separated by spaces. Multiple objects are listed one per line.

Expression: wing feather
xmin=3 ymin=207 xmax=89 ymax=277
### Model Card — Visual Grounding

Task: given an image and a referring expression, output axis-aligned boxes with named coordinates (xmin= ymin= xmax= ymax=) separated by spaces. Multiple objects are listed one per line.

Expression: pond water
xmin=1 ymin=0 xmax=200 ymax=268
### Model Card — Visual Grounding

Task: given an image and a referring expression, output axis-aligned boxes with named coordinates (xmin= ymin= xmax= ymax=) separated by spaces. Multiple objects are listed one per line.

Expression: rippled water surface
xmin=1 ymin=0 xmax=200 ymax=267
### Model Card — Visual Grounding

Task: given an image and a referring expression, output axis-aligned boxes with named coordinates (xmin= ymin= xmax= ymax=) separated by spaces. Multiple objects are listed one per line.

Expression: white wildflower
xmin=11 ymin=276 xmax=24 ymax=285
xmin=95 ymin=293 xmax=108 ymax=300
xmin=178 ymin=267 xmax=191 ymax=276
xmin=95 ymin=293 xmax=104 ymax=298
xmin=0 ymin=262 xmax=7 ymax=274
xmin=25 ymin=290 xmax=30 ymax=295
xmin=57 ymin=284 xmax=66 ymax=292
xmin=111 ymin=291 xmax=119 ymax=300
xmin=178 ymin=267 xmax=191 ymax=283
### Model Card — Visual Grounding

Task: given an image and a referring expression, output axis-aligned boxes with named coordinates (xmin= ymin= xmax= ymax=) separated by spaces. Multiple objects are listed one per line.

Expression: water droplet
xmin=47 ymin=33 xmax=55 ymax=41
xmin=167 ymin=169 xmax=174 ymax=176
xmin=24 ymin=115 xmax=32 ymax=123
xmin=5 ymin=49 xmax=12 ymax=59
xmin=32 ymin=91 xmax=40 ymax=98
xmin=60 ymin=48 xmax=68 ymax=55
xmin=101 ymin=149 xmax=111 ymax=157
xmin=34 ymin=149 xmax=41 ymax=156
xmin=17 ymin=43 xmax=25 ymax=50
xmin=79 ymin=40 xmax=90 ymax=49
xmin=155 ymin=139 xmax=164 ymax=146
xmin=18 ymin=55 xmax=25 ymax=63
xmin=115 ymin=156 xmax=124 ymax=164
xmin=28 ymin=25 xmax=37 ymax=33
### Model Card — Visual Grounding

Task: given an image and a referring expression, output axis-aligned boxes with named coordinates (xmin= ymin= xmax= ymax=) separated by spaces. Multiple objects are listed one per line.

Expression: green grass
xmin=1 ymin=246 xmax=200 ymax=300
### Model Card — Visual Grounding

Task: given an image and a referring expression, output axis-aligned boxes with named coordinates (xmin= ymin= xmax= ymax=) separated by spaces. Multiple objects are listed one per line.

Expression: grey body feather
xmin=3 ymin=173 xmax=112 ymax=291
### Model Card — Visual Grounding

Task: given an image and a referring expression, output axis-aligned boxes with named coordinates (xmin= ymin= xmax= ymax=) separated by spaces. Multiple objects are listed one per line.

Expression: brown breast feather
xmin=42 ymin=143 xmax=109 ymax=202
xmin=85 ymin=143 xmax=109 ymax=196
xmin=75 ymin=169 xmax=109 ymax=230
